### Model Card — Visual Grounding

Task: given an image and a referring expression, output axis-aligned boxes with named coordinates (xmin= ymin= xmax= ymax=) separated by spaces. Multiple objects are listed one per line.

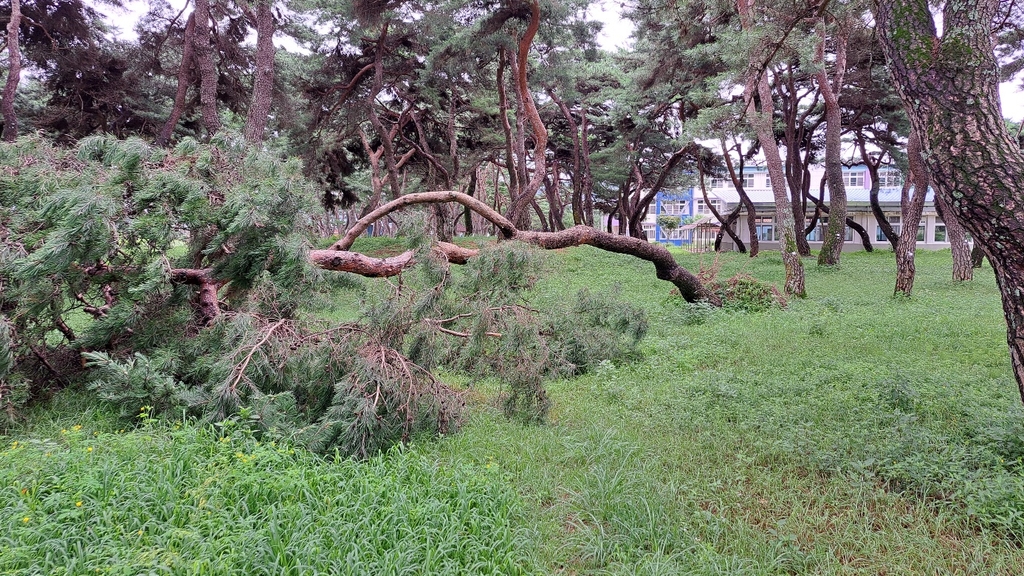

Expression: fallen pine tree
xmin=0 ymin=135 xmax=679 ymax=453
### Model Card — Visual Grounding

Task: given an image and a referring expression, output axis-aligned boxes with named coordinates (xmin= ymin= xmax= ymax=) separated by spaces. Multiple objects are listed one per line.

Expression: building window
xmin=755 ymin=216 xmax=776 ymax=242
xmin=694 ymin=198 xmax=723 ymax=215
xmin=879 ymin=169 xmax=904 ymax=188
xmin=711 ymin=177 xmax=726 ymax=188
xmin=843 ymin=171 xmax=865 ymax=188
xmin=764 ymin=174 xmax=772 ymax=189
xmin=813 ymin=218 xmax=853 ymax=242
xmin=876 ymin=215 xmax=900 ymax=242
xmin=742 ymin=172 xmax=755 ymax=189
xmin=917 ymin=225 xmax=926 ymax=242
xmin=934 ymin=221 xmax=947 ymax=242
xmin=661 ymin=200 xmax=683 ymax=215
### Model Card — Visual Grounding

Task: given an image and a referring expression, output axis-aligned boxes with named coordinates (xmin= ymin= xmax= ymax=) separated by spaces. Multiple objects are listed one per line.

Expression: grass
xmin=5 ymin=245 xmax=1024 ymax=574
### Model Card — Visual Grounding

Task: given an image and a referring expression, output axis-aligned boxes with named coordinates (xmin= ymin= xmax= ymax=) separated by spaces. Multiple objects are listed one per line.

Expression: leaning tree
xmin=877 ymin=0 xmax=1024 ymax=401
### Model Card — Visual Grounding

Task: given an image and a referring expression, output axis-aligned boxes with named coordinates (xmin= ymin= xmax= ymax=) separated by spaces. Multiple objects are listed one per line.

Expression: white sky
xmin=101 ymin=0 xmax=1024 ymax=122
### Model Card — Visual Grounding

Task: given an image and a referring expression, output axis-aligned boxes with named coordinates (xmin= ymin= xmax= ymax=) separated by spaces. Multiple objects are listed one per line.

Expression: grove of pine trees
xmin=3 ymin=0 xmax=1024 ymax=453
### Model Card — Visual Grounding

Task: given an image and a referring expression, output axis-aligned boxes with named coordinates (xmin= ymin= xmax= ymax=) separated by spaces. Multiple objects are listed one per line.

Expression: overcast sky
xmin=100 ymin=0 xmax=1024 ymax=122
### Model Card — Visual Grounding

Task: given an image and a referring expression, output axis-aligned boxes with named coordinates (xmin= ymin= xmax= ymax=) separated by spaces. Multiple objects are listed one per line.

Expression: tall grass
xmin=5 ymin=246 xmax=1024 ymax=574
xmin=1 ymin=397 xmax=537 ymax=575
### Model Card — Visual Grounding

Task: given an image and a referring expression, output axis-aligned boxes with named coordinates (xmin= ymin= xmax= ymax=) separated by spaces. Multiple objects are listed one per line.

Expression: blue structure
xmin=650 ymin=188 xmax=692 ymax=246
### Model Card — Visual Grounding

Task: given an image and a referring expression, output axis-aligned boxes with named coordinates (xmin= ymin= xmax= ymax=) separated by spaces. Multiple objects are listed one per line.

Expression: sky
xmin=100 ymin=0 xmax=1024 ymax=123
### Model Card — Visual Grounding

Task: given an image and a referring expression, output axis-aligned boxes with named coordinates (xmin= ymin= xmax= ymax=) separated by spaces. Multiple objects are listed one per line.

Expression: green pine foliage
xmin=1 ymin=135 xmax=650 ymax=456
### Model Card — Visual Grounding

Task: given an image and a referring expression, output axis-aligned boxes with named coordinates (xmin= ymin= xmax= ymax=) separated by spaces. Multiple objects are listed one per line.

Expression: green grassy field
xmin=4 ymin=246 xmax=1024 ymax=574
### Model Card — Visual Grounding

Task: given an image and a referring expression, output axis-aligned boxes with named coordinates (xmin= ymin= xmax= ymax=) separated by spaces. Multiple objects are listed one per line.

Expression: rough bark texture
xmin=504 ymin=1 xmax=547 ymax=229
xmin=2 ymin=0 xmax=22 ymax=142
xmin=894 ymin=129 xmax=929 ymax=296
xmin=193 ymin=0 xmax=221 ymax=137
xmin=169 ymin=268 xmax=222 ymax=326
xmin=878 ymin=0 xmax=1024 ymax=401
xmin=328 ymin=191 xmax=719 ymax=304
xmin=156 ymin=13 xmax=197 ymax=147
xmin=243 ymin=0 xmax=275 ymax=143
xmin=933 ymin=194 xmax=973 ymax=281
xmin=738 ymin=0 xmax=804 ymax=296
xmin=816 ymin=22 xmax=849 ymax=266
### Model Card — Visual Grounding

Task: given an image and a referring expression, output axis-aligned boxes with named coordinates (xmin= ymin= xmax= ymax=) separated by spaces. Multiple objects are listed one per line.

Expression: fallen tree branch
xmin=228 ymin=319 xmax=287 ymax=396
xmin=328 ymin=190 xmax=719 ymax=304
xmin=169 ymin=268 xmax=223 ymax=326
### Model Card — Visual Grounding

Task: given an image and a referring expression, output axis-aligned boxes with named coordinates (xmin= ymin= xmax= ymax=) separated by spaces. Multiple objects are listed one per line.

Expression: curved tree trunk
xmin=894 ymin=129 xmax=929 ymax=296
xmin=156 ymin=13 xmax=197 ymax=147
xmin=506 ymin=1 xmax=547 ymax=228
xmin=699 ymin=170 xmax=745 ymax=252
xmin=193 ymin=0 xmax=220 ymax=138
xmin=720 ymin=139 xmax=759 ymax=256
xmin=324 ymin=191 xmax=719 ymax=303
xmin=816 ymin=21 xmax=849 ymax=266
xmin=878 ymin=0 xmax=1024 ymax=401
xmin=862 ymin=149 xmax=899 ymax=251
xmin=2 ymin=0 xmax=23 ymax=142
xmin=243 ymin=0 xmax=275 ymax=143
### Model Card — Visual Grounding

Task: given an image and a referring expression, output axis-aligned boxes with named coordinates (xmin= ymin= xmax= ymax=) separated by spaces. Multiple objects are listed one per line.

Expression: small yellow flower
xmin=61 ymin=429 xmax=68 ymax=434
xmin=137 ymin=530 xmax=144 ymax=535
xmin=22 ymin=517 xmax=29 ymax=523
xmin=76 ymin=501 xmax=83 ymax=507
xmin=72 ymin=425 xmax=82 ymax=431
xmin=86 ymin=446 xmax=93 ymax=453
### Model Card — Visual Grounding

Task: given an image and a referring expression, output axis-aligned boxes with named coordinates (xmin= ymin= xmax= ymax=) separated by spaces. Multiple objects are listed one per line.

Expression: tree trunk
xmin=971 ymin=245 xmax=986 ymax=269
xmin=1 ymin=0 xmax=22 ymax=142
xmin=243 ymin=0 xmax=275 ymax=143
xmin=549 ymin=89 xmax=584 ymax=226
xmin=933 ymin=194 xmax=973 ymax=281
xmin=878 ymin=0 xmax=1024 ymax=401
xmin=496 ymin=49 xmax=521 ymax=213
xmin=817 ymin=21 xmax=849 ymax=266
xmin=738 ymin=0 xmax=805 ymax=296
xmin=511 ymin=0 xmax=547 ymax=220
xmin=156 ymin=13 xmax=197 ymax=147
xmin=859 ymin=137 xmax=899 ymax=250
xmin=805 ymin=186 xmax=874 ymax=252
xmin=721 ymin=139 xmax=760 ymax=256
xmin=894 ymin=129 xmax=929 ymax=296
xmin=580 ymin=112 xmax=594 ymax=226
xmin=322 ymin=190 xmax=720 ymax=303
xmin=193 ymin=0 xmax=220 ymax=138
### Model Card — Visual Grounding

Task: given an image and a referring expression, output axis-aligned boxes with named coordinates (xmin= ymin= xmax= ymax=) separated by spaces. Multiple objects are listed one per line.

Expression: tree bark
xmin=878 ymin=0 xmax=1024 ymax=401
xmin=894 ymin=128 xmax=929 ymax=296
xmin=738 ymin=0 xmax=804 ymax=296
xmin=1 ymin=0 xmax=22 ymax=142
xmin=805 ymin=186 xmax=874 ymax=252
xmin=328 ymin=190 xmax=719 ymax=304
xmin=156 ymin=13 xmax=197 ymax=147
xmin=506 ymin=1 xmax=548 ymax=228
xmin=193 ymin=0 xmax=220 ymax=138
xmin=933 ymin=194 xmax=973 ymax=281
xmin=243 ymin=0 xmax=275 ymax=143
xmin=816 ymin=21 xmax=849 ymax=266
